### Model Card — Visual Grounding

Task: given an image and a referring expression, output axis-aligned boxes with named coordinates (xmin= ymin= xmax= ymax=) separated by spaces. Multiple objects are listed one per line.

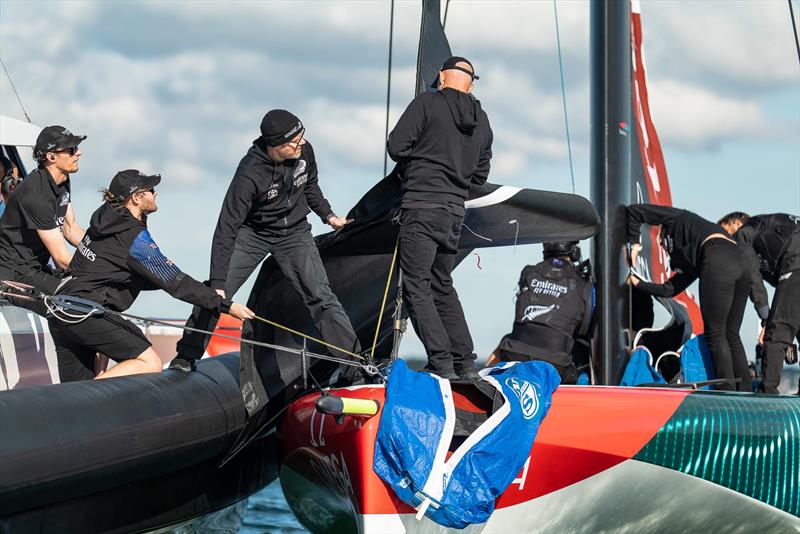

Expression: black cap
xmin=260 ymin=109 xmax=304 ymax=147
xmin=108 ymin=169 xmax=161 ymax=203
xmin=431 ymin=56 xmax=479 ymax=88
xmin=34 ymin=125 xmax=86 ymax=156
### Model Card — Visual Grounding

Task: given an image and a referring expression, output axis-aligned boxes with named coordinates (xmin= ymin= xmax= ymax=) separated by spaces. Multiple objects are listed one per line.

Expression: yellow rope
xmin=370 ymin=238 xmax=400 ymax=358
xmin=251 ymin=315 xmax=363 ymax=360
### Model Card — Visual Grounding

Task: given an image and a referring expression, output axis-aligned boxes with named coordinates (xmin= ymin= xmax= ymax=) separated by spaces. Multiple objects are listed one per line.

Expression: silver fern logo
xmin=521 ymin=304 xmax=555 ymax=322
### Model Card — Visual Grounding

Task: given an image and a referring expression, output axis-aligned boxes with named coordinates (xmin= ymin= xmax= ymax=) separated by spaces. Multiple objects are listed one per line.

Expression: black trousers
xmin=398 ymin=208 xmax=476 ymax=372
xmin=176 ymin=224 xmax=360 ymax=360
xmin=698 ymin=240 xmax=752 ymax=392
xmin=762 ymin=270 xmax=800 ymax=394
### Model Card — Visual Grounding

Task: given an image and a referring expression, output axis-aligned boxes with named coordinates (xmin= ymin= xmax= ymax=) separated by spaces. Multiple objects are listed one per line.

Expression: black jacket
xmin=209 ymin=137 xmax=333 ymax=289
xmin=498 ymin=258 xmax=593 ymax=367
xmin=735 ymin=213 xmax=800 ymax=320
xmin=60 ymin=203 xmax=230 ymax=313
xmin=387 ymin=88 xmax=493 ymax=210
xmin=0 ymin=168 xmax=71 ymax=274
xmin=626 ymin=204 xmax=724 ymax=275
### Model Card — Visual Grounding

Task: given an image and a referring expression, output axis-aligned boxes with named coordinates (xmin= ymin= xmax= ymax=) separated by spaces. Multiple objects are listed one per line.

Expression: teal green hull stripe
xmin=634 ymin=392 xmax=800 ymax=517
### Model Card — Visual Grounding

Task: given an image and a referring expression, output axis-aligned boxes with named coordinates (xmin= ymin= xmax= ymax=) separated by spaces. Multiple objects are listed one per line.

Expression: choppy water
xmin=241 ymin=482 xmax=307 ymax=534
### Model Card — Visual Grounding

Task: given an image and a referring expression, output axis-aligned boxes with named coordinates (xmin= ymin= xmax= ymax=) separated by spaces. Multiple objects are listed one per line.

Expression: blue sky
xmin=1 ymin=0 xmax=798 ymax=360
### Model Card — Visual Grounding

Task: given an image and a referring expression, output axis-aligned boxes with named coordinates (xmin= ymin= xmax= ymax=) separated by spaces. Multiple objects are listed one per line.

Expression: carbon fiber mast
xmin=590 ymin=0 xmax=632 ymax=385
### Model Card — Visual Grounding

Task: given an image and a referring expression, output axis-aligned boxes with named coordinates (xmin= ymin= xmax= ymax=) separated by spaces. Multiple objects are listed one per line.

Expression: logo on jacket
xmin=505 ymin=377 xmax=539 ymax=420
xmin=77 ymin=235 xmax=96 ymax=262
xmin=267 ymin=182 xmax=280 ymax=200
xmin=528 ymin=278 xmax=568 ymax=298
xmin=293 ymin=160 xmax=307 ymax=178
xmin=59 ymin=192 xmax=70 ymax=206
xmin=521 ymin=304 xmax=555 ymax=322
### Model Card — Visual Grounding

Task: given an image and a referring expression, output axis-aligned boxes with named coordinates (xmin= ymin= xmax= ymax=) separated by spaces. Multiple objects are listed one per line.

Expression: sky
xmin=1 ymin=0 xmax=798 ymax=362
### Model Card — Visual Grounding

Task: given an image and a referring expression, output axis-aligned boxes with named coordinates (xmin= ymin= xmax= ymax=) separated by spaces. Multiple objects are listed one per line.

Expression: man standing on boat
xmin=386 ymin=56 xmax=493 ymax=381
xmin=50 ymin=170 xmax=253 ymax=382
xmin=719 ymin=212 xmax=800 ymax=394
xmin=487 ymin=242 xmax=594 ymax=384
xmin=171 ymin=110 xmax=361 ymax=373
xmin=0 ymin=126 xmax=86 ymax=313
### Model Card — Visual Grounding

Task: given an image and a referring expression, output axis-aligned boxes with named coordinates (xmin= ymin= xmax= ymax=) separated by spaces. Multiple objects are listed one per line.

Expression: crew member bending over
xmin=0 ymin=155 xmax=21 ymax=217
xmin=387 ymin=56 xmax=493 ymax=381
xmin=719 ymin=212 xmax=800 ymax=394
xmin=487 ymin=242 xmax=593 ymax=384
xmin=49 ymin=170 xmax=253 ymax=382
xmin=627 ymin=204 xmax=751 ymax=391
xmin=172 ymin=109 xmax=359 ymax=373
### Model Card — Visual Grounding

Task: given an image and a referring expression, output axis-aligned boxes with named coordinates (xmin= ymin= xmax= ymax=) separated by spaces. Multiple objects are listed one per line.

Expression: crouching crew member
xmin=626 ymin=204 xmax=751 ymax=391
xmin=0 ymin=154 xmax=21 ymax=216
xmin=719 ymin=212 xmax=800 ymax=394
xmin=172 ymin=109 xmax=359 ymax=371
xmin=50 ymin=170 xmax=253 ymax=382
xmin=487 ymin=242 xmax=593 ymax=384
xmin=387 ymin=56 xmax=493 ymax=381
xmin=0 ymin=126 xmax=86 ymax=311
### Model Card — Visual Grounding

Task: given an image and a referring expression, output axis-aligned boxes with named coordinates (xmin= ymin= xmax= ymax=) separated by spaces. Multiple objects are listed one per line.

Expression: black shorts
xmin=49 ymin=314 xmax=152 ymax=382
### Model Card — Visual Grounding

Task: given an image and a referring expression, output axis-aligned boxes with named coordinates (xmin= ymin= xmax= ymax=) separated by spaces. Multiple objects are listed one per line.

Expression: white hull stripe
xmin=465 ymin=186 xmax=521 ymax=210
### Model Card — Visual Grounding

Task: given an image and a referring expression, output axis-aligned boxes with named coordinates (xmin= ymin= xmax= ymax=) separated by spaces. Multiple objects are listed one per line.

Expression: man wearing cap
xmin=171 ymin=109 xmax=360 ymax=372
xmin=49 ymin=170 xmax=253 ymax=382
xmin=386 ymin=56 xmax=493 ymax=381
xmin=0 ymin=126 xmax=86 ymax=311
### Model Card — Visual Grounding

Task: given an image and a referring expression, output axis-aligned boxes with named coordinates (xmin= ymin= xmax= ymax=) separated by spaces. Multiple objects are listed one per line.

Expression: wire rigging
xmin=552 ymin=0 xmax=576 ymax=195
xmin=0 ymin=57 xmax=32 ymax=123
xmin=443 ymin=0 xmax=452 ymax=30
xmin=789 ymin=0 xmax=800 ymax=65
xmin=383 ymin=0 xmax=396 ymax=178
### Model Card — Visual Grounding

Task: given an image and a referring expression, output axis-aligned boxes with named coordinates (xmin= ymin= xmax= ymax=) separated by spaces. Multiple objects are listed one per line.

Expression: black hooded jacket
xmin=735 ymin=213 xmax=800 ymax=320
xmin=386 ymin=87 xmax=493 ymax=211
xmin=60 ymin=203 xmax=231 ymax=313
xmin=209 ymin=138 xmax=333 ymax=289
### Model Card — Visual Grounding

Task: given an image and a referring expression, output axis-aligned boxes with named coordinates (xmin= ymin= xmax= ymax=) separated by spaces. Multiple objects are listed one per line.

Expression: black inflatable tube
xmin=0 ymin=355 xmax=256 ymax=523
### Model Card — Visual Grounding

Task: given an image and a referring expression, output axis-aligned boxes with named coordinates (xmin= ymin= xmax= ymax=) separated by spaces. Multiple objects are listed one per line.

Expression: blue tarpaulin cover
xmin=680 ymin=334 xmax=715 ymax=389
xmin=373 ymin=359 xmax=559 ymax=528
xmin=620 ymin=347 xmax=666 ymax=386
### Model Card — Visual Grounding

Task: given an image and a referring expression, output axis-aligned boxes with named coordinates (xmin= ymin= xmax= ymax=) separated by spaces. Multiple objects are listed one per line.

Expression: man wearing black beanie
xmin=171 ymin=109 xmax=360 ymax=371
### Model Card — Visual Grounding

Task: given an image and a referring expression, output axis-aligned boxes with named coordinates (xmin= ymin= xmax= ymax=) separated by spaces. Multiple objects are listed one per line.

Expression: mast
xmin=590 ymin=0 xmax=632 ymax=385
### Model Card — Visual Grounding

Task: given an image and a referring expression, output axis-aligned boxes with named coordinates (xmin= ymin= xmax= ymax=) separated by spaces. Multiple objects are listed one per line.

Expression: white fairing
xmin=0 ymin=305 xmax=59 ymax=389
xmin=358 ymin=460 xmax=800 ymax=534
xmin=0 ymin=115 xmax=41 ymax=147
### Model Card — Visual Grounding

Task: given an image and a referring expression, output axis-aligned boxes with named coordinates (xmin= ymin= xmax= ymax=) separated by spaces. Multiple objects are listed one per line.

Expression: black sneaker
xmin=421 ymin=365 xmax=459 ymax=381
xmin=454 ymin=366 xmax=481 ymax=382
xmin=168 ymin=357 xmax=197 ymax=373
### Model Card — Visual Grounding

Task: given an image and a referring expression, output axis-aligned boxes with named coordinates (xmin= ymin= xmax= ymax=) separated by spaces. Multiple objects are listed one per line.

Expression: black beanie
xmin=260 ymin=109 xmax=304 ymax=147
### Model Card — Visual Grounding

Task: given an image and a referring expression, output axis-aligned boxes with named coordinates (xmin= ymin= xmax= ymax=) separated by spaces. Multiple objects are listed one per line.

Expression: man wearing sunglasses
xmin=0 ymin=125 xmax=87 ymax=311
xmin=387 ymin=56 xmax=493 ymax=381
xmin=171 ymin=109 xmax=360 ymax=374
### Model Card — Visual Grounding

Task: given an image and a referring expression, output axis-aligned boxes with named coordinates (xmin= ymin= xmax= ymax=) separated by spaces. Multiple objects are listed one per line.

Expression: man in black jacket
xmin=487 ymin=242 xmax=594 ymax=384
xmin=50 ymin=170 xmax=253 ymax=382
xmin=0 ymin=126 xmax=87 ymax=312
xmin=719 ymin=212 xmax=800 ymax=393
xmin=387 ymin=56 xmax=493 ymax=380
xmin=172 ymin=110 xmax=359 ymax=371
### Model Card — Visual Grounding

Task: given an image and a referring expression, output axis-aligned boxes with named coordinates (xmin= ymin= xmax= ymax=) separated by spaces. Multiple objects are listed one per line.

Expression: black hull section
xmin=0 ymin=355 xmax=279 ymax=533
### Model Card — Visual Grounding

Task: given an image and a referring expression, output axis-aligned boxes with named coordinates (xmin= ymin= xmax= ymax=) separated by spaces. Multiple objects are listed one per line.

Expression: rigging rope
xmin=552 ymin=0 xmax=576 ymax=194
xmin=789 ymin=0 xmax=800 ymax=65
xmin=370 ymin=238 xmax=399 ymax=358
xmin=443 ymin=0 xmax=452 ymax=30
xmin=383 ymin=0 xmax=396 ymax=178
xmin=252 ymin=314 xmax=363 ymax=360
xmin=0 ymin=57 xmax=32 ymax=123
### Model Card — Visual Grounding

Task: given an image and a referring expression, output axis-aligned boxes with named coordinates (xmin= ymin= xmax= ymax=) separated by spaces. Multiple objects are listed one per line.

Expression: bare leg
xmin=95 ymin=347 xmax=162 ymax=379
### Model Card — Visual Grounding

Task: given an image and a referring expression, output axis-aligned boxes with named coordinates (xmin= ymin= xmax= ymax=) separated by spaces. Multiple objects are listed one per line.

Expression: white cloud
xmin=648 ymin=79 xmax=769 ymax=149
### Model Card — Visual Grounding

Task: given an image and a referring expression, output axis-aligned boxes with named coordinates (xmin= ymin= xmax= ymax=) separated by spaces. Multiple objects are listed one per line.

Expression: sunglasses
xmin=52 ymin=147 xmax=79 ymax=156
xmin=137 ymin=188 xmax=156 ymax=194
